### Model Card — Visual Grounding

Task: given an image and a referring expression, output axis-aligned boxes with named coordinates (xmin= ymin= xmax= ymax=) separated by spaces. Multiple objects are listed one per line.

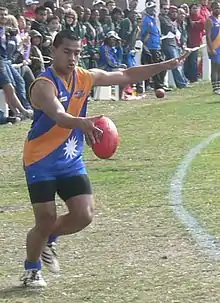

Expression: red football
xmin=155 ymin=88 xmax=165 ymax=98
xmin=92 ymin=116 xmax=119 ymax=159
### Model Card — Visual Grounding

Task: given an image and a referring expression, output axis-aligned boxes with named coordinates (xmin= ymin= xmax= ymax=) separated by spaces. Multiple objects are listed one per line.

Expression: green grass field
xmin=1 ymin=82 xmax=220 ymax=302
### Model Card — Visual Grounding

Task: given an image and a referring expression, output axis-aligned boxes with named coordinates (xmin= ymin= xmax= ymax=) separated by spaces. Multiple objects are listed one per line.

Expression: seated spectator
xmin=29 ymin=29 xmax=45 ymax=76
xmin=111 ymin=7 xmax=124 ymax=33
xmin=31 ymin=6 xmax=52 ymax=57
xmin=47 ymin=15 xmax=59 ymax=41
xmin=106 ymin=0 xmax=116 ymax=13
xmin=62 ymin=9 xmax=78 ymax=32
xmin=119 ymin=9 xmax=138 ymax=67
xmin=0 ymin=57 xmax=33 ymax=122
xmin=92 ymin=0 xmax=105 ymax=10
xmin=44 ymin=1 xmax=56 ymax=14
xmin=99 ymin=7 xmax=114 ymax=34
xmin=54 ymin=7 xmax=65 ymax=29
xmin=15 ymin=14 xmax=31 ymax=61
xmin=98 ymin=30 xmax=124 ymax=71
xmin=24 ymin=0 xmax=39 ymax=20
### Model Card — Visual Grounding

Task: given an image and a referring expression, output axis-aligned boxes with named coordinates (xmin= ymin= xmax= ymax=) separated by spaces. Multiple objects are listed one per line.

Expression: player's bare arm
xmin=31 ymin=80 xmax=103 ymax=144
xmin=90 ymin=51 xmax=191 ymax=86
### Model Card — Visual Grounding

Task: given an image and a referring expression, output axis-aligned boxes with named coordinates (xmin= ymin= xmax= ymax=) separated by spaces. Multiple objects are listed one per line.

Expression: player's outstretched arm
xmin=31 ymin=80 xmax=103 ymax=144
xmin=90 ymin=51 xmax=191 ymax=87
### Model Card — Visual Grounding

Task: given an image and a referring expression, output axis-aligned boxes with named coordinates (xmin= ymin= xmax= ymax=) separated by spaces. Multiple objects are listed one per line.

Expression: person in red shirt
xmin=185 ymin=3 xmax=205 ymax=82
xmin=24 ymin=0 xmax=39 ymax=20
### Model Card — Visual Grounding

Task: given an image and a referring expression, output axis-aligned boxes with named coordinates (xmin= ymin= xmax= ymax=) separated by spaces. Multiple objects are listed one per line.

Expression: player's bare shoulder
xmin=30 ymin=79 xmax=57 ymax=108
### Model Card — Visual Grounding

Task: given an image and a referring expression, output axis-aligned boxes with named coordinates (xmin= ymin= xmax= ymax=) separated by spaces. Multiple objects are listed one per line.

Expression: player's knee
xmin=75 ymin=203 xmax=94 ymax=229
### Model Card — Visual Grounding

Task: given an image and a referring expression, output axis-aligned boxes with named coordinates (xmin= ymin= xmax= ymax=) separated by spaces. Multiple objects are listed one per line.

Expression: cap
xmin=106 ymin=30 xmax=121 ymax=40
xmin=145 ymin=1 xmax=156 ymax=9
xmin=92 ymin=0 xmax=105 ymax=6
xmin=25 ymin=0 xmax=39 ymax=5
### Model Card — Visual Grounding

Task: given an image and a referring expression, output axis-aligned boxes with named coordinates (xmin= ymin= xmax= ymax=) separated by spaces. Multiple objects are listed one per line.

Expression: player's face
xmin=53 ymin=38 xmax=82 ymax=74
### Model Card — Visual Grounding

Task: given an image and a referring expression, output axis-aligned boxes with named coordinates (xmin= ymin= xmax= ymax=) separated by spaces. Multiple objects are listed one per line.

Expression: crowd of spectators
xmin=0 ymin=0 xmax=213 ymax=124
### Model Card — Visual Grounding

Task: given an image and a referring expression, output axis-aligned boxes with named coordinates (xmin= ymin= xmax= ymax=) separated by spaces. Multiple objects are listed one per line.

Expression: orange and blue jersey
xmin=23 ymin=66 xmax=93 ymax=184
xmin=209 ymin=15 xmax=220 ymax=62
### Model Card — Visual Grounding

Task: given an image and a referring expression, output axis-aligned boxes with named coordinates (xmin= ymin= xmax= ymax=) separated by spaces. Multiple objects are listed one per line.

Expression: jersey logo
xmin=73 ymin=90 xmax=85 ymax=98
xmin=59 ymin=96 xmax=68 ymax=102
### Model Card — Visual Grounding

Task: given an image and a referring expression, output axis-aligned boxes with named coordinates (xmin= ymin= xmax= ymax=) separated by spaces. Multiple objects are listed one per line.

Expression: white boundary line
xmin=170 ymin=132 xmax=220 ymax=260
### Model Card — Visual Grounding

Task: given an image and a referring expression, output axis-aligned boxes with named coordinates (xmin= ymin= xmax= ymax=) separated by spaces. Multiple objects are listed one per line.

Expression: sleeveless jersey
xmin=208 ymin=15 xmax=220 ymax=62
xmin=23 ymin=66 xmax=93 ymax=184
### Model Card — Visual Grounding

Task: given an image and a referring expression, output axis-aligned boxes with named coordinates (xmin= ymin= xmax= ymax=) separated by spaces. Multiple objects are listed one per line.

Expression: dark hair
xmin=35 ymin=6 xmax=47 ymax=14
xmin=44 ymin=1 xmax=55 ymax=12
xmin=111 ymin=7 xmax=123 ymax=16
xmin=47 ymin=15 xmax=59 ymax=23
xmin=211 ymin=1 xmax=219 ymax=9
xmin=0 ymin=6 xmax=8 ymax=12
xmin=106 ymin=0 xmax=115 ymax=4
xmin=53 ymin=29 xmax=80 ymax=47
xmin=189 ymin=3 xmax=199 ymax=9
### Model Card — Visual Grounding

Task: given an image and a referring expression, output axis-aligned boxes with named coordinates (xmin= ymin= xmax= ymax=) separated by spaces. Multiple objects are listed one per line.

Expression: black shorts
xmin=27 ymin=174 xmax=92 ymax=204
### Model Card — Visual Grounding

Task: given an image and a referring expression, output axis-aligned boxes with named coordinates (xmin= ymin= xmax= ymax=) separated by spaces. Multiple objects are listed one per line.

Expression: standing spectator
xmin=177 ymin=8 xmax=188 ymax=51
xmin=205 ymin=1 xmax=220 ymax=94
xmin=160 ymin=4 xmax=188 ymax=88
xmin=185 ymin=4 xmax=205 ymax=82
xmin=141 ymin=1 xmax=166 ymax=90
xmin=200 ymin=0 xmax=211 ymax=22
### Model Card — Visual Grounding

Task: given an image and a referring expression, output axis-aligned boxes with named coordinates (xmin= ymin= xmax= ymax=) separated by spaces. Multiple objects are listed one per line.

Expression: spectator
xmin=111 ymin=7 xmax=124 ymax=33
xmin=106 ymin=0 xmax=116 ymax=13
xmin=29 ymin=29 xmax=45 ymax=76
xmin=185 ymin=4 xmax=205 ymax=82
xmin=98 ymin=30 xmax=124 ymax=71
xmin=24 ymin=0 xmax=39 ymax=20
xmin=141 ymin=1 xmax=166 ymax=90
xmin=44 ymin=1 xmax=56 ymax=14
xmin=160 ymin=4 xmax=188 ymax=88
xmin=92 ymin=0 xmax=105 ymax=10
xmin=119 ymin=9 xmax=138 ymax=67
xmin=62 ymin=9 xmax=78 ymax=32
xmin=31 ymin=6 xmax=52 ymax=57
xmin=99 ymin=7 xmax=114 ymax=34
xmin=47 ymin=15 xmax=59 ymax=41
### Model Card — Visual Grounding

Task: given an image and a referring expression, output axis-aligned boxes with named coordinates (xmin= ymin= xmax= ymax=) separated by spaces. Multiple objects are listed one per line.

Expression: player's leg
xmin=21 ymin=180 xmax=57 ymax=287
xmin=41 ymin=175 xmax=93 ymax=273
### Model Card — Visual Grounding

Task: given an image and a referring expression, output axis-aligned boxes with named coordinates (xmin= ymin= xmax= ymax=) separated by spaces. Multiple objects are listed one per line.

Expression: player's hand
xmin=165 ymin=50 xmax=191 ymax=69
xmin=78 ymin=115 xmax=103 ymax=145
